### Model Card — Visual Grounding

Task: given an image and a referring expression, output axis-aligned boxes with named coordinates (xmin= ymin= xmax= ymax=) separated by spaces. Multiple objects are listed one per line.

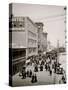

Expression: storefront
xmin=12 ymin=48 xmax=26 ymax=75
xmin=12 ymin=57 xmax=26 ymax=75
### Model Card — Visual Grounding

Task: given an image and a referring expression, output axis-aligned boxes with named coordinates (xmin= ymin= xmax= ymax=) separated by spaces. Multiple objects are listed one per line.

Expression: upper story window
xmin=13 ymin=23 xmax=16 ymax=27
xmin=9 ymin=21 xmax=25 ymax=28
xmin=19 ymin=23 xmax=22 ymax=27
xmin=9 ymin=17 xmax=25 ymax=29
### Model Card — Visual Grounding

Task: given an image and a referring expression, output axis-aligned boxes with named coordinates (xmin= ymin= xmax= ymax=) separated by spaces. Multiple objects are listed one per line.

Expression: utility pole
xmin=54 ymin=40 xmax=59 ymax=84
xmin=64 ymin=7 xmax=67 ymax=50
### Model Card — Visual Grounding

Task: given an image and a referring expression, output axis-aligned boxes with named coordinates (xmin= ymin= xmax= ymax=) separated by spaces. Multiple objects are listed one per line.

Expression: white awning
xmin=11 ymin=43 xmax=26 ymax=48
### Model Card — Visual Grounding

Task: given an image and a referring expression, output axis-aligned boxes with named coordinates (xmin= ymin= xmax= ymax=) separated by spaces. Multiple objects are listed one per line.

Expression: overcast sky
xmin=12 ymin=3 xmax=66 ymax=47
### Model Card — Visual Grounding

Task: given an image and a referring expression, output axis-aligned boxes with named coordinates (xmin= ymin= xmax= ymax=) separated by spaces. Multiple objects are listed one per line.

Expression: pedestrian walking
xmin=45 ymin=64 xmax=47 ymax=71
xmin=29 ymin=70 xmax=32 ymax=77
xmin=22 ymin=70 xmax=24 ymax=79
xmin=24 ymin=71 xmax=26 ymax=78
xmin=54 ymin=62 xmax=57 ymax=73
xmin=31 ymin=74 xmax=35 ymax=83
xmin=34 ymin=74 xmax=37 ymax=82
xmin=48 ymin=65 xmax=50 ymax=71
xmin=26 ymin=70 xmax=29 ymax=77
xmin=22 ymin=71 xmax=25 ymax=79
xmin=62 ymin=75 xmax=66 ymax=84
xmin=40 ymin=65 xmax=43 ymax=71
xmin=49 ymin=69 xmax=52 ymax=76
xmin=34 ymin=65 xmax=38 ymax=72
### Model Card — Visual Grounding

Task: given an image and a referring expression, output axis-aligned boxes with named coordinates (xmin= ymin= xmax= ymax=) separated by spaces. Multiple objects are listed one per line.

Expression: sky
xmin=12 ymin=3 xmax=66 ymax=47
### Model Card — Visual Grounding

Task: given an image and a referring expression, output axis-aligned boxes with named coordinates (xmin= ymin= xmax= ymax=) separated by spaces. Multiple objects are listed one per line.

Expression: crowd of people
xmin=18 ymin=52 xmax=66 ymax=84
xmin=19 ymin=65 xmax=38 ymax=83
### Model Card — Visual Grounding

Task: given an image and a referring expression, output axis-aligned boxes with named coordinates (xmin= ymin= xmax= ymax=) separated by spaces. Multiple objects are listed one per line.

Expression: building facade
xmin=9 ymin=16 xmax=38 ymax=75
xmin=25 ymin=17 xmax=38 ymax=58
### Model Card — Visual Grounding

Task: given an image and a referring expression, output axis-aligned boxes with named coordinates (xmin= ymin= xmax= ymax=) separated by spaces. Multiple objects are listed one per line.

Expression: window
xmin=19 ymin=24 xmax=22 ymax=27
xmin=14 ymin=24 xmax=16 ymax=27
xmin=28 ymin=48 xmax=32 ymax=53
xmin=33 ymin=48 xmax=36 ymax=52
xmin=9 ymin=21 xmax=25 ymax=28
xmin=12 ymin=21 xmax=16 ymax=27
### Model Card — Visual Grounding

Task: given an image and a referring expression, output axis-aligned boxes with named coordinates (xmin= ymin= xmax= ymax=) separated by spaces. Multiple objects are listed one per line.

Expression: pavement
xmin=12 ymin=65 xmax=63 ymax=86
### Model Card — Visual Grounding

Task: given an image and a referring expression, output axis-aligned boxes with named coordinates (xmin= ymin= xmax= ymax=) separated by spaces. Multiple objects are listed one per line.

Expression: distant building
xmin=42 ymin=32 xmax=48 ymax=52
xmin=9 ymin=16 xmax=38 ymax=75
xmin=35 ymin=22 xmax=43 ymax=55
xmin=35 ymin=22 xmax=47 ymax=56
